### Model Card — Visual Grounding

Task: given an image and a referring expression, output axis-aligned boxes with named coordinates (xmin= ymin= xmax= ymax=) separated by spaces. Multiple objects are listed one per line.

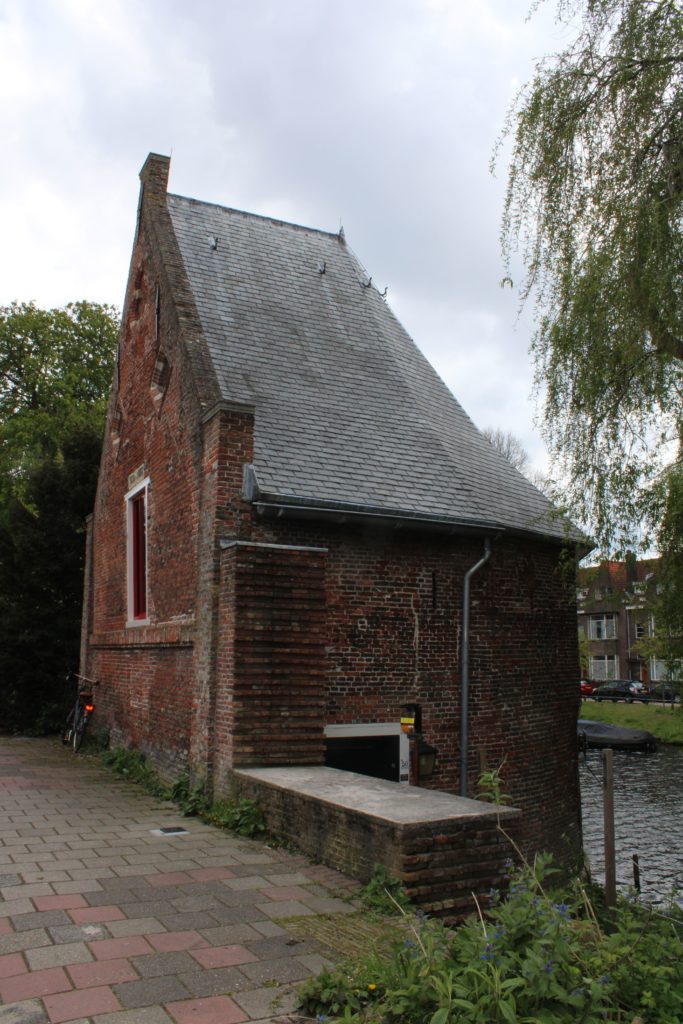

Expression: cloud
xmin=0 ymin=0 xmax=560 ymax=463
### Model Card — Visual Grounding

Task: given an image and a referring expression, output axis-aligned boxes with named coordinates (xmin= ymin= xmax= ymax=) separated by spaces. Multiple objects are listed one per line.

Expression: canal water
xmin=579 ymin=744 xmax=683 ymax=902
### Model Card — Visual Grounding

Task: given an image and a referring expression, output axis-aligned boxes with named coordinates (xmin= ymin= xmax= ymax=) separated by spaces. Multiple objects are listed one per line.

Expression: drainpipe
xmin=460 ymin=538 xmax=492 ymax=797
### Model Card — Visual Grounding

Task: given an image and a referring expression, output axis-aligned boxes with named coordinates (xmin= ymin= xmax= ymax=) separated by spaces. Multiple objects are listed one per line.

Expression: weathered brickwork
xmin=232 ymin=769 xmax=521 ymax=920
xmin=82 ymin=153 xmax=582 ymax=881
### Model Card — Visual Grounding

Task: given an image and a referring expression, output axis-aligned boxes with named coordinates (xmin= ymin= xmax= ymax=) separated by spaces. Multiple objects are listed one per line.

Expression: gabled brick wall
xmin=82 ymin=154 xmax=582 ymax=870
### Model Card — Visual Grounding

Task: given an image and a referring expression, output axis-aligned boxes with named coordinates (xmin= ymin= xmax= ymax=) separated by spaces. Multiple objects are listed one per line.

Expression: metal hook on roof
xmin=362 ymin=276 xmax=372 ymax=289
xmin=318 ymin=262 xmax=327 ymax=275
xmin=208 ymin=235 xmax=218 ymax=251
xmin=381 ymin=286 xmax=388 ymax=299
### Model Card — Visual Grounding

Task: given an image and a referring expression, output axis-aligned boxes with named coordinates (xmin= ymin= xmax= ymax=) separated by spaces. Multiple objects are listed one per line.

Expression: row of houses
xmin=577 ymin=558 xmax=671 ymax=683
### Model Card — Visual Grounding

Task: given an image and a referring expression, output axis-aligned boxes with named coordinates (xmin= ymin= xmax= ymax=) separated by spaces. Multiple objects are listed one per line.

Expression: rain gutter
xmin=460 ymin=537 xmax=492 ymax=797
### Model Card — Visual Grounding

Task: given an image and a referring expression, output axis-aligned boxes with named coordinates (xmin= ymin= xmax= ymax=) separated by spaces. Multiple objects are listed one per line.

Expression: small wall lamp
xmin=417 ymin=738 xmax=438 ymax=780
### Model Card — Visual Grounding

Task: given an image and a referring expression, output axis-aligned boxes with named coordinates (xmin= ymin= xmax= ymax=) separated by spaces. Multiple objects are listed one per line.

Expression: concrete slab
xmin=236 ymin=765 xmax=517 ymax=825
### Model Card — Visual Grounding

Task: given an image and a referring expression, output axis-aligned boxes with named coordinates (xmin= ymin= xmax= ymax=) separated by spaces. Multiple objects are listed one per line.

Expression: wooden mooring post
xmin=603 ymin=748 xmax=617 ymax=913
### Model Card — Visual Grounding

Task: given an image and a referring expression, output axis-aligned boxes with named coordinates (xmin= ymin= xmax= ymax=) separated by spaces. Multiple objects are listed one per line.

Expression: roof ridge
xmin=167 ymin=192 xmax=341 ymax=241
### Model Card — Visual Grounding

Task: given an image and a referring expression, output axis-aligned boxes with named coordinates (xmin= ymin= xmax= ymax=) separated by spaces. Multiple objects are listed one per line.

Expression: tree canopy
xmin=0 ymin=301 xmax=118 ymax=501
xmin=498 ymin=0 xmax=683 ymax=554
xmin=0 ymin=301 xmax=118 ymax=732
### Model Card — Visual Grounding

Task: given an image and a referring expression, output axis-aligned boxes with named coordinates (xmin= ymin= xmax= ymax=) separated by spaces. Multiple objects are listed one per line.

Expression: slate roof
xmin=167 ymin=192 xmax=576 ymax=542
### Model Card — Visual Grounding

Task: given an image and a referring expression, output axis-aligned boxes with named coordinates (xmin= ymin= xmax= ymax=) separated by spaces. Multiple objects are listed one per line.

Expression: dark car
xmin=648 ymin=682 xmax=680 ymax=703
xmin=592 ymin=680 xmax=650 ymax=703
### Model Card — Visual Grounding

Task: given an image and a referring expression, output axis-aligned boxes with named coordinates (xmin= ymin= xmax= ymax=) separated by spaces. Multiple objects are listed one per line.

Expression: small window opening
xmin=126 ymin=479 xmax=149 ymax=624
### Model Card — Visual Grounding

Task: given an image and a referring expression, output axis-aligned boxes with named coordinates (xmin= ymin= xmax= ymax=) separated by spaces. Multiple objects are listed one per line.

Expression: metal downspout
xmin=460 ymin=537 xmax=492 ymax=797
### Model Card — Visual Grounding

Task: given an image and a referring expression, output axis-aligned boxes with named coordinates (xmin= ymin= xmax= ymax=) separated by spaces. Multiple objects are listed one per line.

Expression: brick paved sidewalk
xmin=0 ymin=738 xmax=361 ymax=1024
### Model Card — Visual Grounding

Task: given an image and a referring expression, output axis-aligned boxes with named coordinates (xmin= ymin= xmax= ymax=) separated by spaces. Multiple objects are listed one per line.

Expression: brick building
xmin=81 ymin=153 xmax=584 ymax=864
xmin=578 ymin=558 xmax=666 ymax=683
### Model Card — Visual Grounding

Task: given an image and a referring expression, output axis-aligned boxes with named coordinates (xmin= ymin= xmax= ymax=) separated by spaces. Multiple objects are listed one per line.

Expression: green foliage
xmin=0 ymin=301 xmax=119 ymax=732
xmin=0 ymin=300 xmax=118 ymax=502
xmin=169 ymin=771 xmax=210 ymax=816
xmin=476 ymin=760 xmax=511 ymax=806
xmin=202 ymin=796 xmax=266 ymax=837
xmin=101 ymin=748 xmax=171 ymax=799
xmin=0 ymin=425 xmax=107 ymax=733
xmin=359 ymin=865 xmax=412 ymax=916
xmin=299 ymin=855 xmax=683 ymax=1023
xmin=497 ymin=1 xmax=683 ymax=558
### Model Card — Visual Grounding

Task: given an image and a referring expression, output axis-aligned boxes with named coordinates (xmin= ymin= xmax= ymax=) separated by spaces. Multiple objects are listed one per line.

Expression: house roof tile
xmin=167 ymin=192 xmax=579 ymax=542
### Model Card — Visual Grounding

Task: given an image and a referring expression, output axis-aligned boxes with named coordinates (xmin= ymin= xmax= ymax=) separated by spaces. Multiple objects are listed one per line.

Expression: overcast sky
xmin=0 ymin=0 xmax=571 ymax=474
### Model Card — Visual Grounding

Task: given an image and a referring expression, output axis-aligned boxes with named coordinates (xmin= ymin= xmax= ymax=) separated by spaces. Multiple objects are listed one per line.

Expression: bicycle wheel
xmin=72 ymin=707 xmax=87 ymax=752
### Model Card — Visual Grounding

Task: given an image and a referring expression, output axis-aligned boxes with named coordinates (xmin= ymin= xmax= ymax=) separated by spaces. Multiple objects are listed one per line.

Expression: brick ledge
xmin=89 ymin=620 xmax=195 ymax=648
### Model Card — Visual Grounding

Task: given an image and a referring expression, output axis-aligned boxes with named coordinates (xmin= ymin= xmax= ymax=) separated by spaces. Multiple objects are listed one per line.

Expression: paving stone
xmin=67 ymin=958 xmax=140 ymax=989
xmin=90 ymin=936 xmax=156 ymax=961
xmin=0 ymin=930 xmax=51 ymax=955
xmin=93 ymin=1007 xmax=173 ymax=1024
xmin=116 ymin=900 xmax=174 ymax=919
xmin=251 ymin=921 xmax=287 ymax=938
xmin=43 ymin=985 xmax=121 ymax=1023
xmin=186 ymin=868 xmax=235 ymax=882
xmin=130 ymin=951 xmax=197 ymax=978
xmin=170 ymin=896 xmax=218 ymax=914
xmin=0 ymin=875 xmax=21 ymax=887
xmin=297 ymin=952 xmax=335 ymax=973
xmin=158 ymin=912 xmax=218 ymax=931
xmin=175 ymin=968 xmax=252 ymax=999
xmin=0 ymin=966 xmax=71 ymax=1003
xmin=0 ymin=997 xmax=48 ymax=1024
xmin=106 ymin=917 xmax=166 ymax=938
xmin=0 ymin=918 xmax=12 ymax=936
xmin=262 ymin=872 xmax=311 ymax=886
xmin=239 ymin=955 xmax=313 ymax=984
xmin=232 ymin=985 xmax=299 ymax=1020
xmin=245 ymin=936 xmax=312 ymax=961
xmin=26 ymin=941 xmax=93 ymax=970
xmin=147 ymin=931 xmax=207 ymax=953
xmin=52 ymin=879 xmax=104 ymax=895
xmin=114 ymin=975 xmax=190 ymax=1009
xmin=0 ymin=900 xmax=35 ymax=918
xmin=69 ymin=906 xmax=126 ymax=925
xmin=189 ymin=945 xmax=257 ymax=969
xmin=198 ymin=924 xmax=262 ymax=946
xmin=11 ymin=910 xmax=70 ymax=933
xmin=0 ymin=953 xmax=27 ymax=979
xmin=32 ymin=894 xmax=87 ymax=912
xmin=223 ymin=876 xmax=270 ymax=892
xmin=48 ymin=923 xmax=110 ymax=944
xmin=257 ymin=900 xmax=315 ymax=919
xmin=301 ymin=896 xmax=356 ymax=915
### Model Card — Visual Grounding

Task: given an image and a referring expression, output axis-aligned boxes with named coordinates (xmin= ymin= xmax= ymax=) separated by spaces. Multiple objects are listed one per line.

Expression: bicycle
xmin=63 ymin=674 xmax=98 ymax=752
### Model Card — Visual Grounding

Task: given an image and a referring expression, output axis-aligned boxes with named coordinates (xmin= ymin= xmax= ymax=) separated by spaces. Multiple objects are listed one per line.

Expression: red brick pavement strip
xmin=43 ymin=983 xmax=121 ymax=1022
xmin=0 ymin=917 xmax=13 ymax=935
xmin=0 ymin=965 xmax=71 ymax=1002
xmin=67 ymin=957 xmax=139 ymax=989
xmin=69 ymin=905 xmax=127 ymax=924
xmin=33 ymin=894 xmax=88 ymax=911
xmin=165 ymin=994 xmax=249 ymax=1024
xmin=0 ymin=952 xmax=27 ymax=978
xmin=189 ymin=945 xmax=258 ymax=968
xmin=147 ymin=930 xmax=209 ymax=953
xmin=90 ymin=936 xmax=156 ymax=960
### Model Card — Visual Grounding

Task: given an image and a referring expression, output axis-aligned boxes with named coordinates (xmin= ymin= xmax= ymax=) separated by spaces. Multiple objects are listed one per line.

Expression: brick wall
xmin=233 ymin=768 xmax=520 ymax=920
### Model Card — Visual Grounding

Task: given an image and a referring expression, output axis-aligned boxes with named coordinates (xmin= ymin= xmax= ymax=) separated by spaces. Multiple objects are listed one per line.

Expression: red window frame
xmin=130 ymin=491 xmax=147 ymax=619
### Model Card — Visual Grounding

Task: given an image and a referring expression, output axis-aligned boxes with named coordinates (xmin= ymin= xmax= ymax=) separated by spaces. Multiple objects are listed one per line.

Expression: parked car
xmin=648 ymin=682 xmax=681 ymax=703
xmin=580 ymin=680 xmax=595 ymax=697
xmin=592 ymin=680 xmax=650 ymax=703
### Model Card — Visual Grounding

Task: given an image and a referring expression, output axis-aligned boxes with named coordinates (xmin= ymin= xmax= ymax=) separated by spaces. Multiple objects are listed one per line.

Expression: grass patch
xmin=579 ymin=699 xmax=683 ymax=744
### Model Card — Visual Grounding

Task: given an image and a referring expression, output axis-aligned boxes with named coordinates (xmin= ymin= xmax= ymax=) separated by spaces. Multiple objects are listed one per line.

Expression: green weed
xmin=298 ymin=854 xmax=683 ymax=1023
xmin=359 ymin=865 xmax=412 ymax=916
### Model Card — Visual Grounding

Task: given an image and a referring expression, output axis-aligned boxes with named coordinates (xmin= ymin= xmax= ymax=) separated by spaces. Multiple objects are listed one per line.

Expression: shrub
xmin=298 ymin=854 xmax=683 ymax=1023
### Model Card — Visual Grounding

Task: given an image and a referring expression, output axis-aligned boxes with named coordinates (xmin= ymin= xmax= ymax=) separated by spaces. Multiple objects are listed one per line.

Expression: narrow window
xmin=131 ymin=492 xmax=147 ymax=619
xmin=126 ymin=477 xmax=149 ymax=625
